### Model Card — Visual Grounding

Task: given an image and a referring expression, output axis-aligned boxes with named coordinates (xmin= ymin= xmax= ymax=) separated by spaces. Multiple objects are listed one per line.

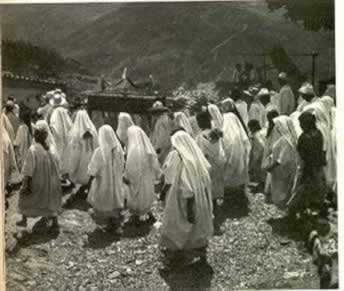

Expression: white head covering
xmin=171 ymin=130 xmax=211 ymax=195
xmin=208 ymin=104 xmax=224 ymax=129
xmin=221 ymin=98 xmax=235 ymax=113
xmin=174 ymin=112 xmax=194 ymax=136
xmin=126 ymin=126 xmax=160 ymax=195
xmin=320 ymin=96 xmax=334 ymax=117
xmin=99 ymin=125 xmax=124 ymax=163
xmin=70 ymin=110 xmax=98 ymax=144
xmin=49 ymin=107 xmax=72 ymax=145
xmin=116 ymin=112 xmax=134 ymax=144
xmin=272 ymin=115 xmax=298 ymax=148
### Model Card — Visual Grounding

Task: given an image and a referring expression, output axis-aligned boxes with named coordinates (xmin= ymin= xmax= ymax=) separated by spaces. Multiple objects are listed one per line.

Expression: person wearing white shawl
xmin=195 ymin=111 xmax=225 ymax=203
xmin=208 ymin=104 xmax=224 ymax=129
xmin=265 ymin=116 xmax=299 ymax=208
xmin=150 ymin=109 xmax=173 ymax=165
xmin=303 ymin=102 xmax=335 ymax=189
xmin=116 ymin=112 xmax=135 ymax=149
xmin=68 ymin=110 xmax=99 ymax=185
xmin=173 ymin=112 xmax=194 ymax=137
xmin=14 ymin=110 xmax=33 ymax=171
xmin=160 ymin=130 xmax=213 ymax=264
xmin=49 ymin=106 xmax=73 ymax=177
xmin=2 ymin=125 xmax=21 ymax=187
xmin=124 ymin=126 xmax=161 ymax=221
xmin=222 ymin=111 xmax=251 ymax=190
xmin=87 ymin=125 xmax=125 ymax=230
xmin=2 ymin=113 xmax=15 ymax=142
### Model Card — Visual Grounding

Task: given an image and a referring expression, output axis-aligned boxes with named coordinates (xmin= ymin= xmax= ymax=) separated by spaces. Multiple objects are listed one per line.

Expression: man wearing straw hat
xmin=277 ymin=72 xmax=295 ymax=115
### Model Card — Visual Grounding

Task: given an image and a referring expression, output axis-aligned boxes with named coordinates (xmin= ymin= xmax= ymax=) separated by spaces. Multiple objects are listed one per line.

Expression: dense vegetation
xmin=2 ymin=39 xmax=90 ymax=78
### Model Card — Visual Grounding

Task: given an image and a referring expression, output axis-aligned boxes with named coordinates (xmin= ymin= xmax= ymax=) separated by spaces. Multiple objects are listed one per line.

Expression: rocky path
xmin=5 ymin=185 xmax=325 ymax=290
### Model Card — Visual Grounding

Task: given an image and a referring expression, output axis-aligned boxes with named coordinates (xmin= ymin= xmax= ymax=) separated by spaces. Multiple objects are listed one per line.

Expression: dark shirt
xmin=297 ymin=129 xmax=326 ymax=169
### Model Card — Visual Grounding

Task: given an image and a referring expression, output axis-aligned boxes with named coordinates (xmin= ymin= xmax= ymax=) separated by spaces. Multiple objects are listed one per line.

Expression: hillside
xmin=1 ymin=4 xmax=120 ymax=50
xmin=2 ymin=2 xmax=335 ymax=90
xmin=60 ymin=2 xmax=334 ymax=89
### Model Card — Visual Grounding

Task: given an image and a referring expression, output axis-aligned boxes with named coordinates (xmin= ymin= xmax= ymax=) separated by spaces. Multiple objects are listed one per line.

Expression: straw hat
xmin=298 ymin=83 xmax=315 ymax=96
xmin=243 ymin=86 xmax=259 ymax=97
xmin=257 ymin=88 xmax=270 ymax=97
xmin=278 ymin=72 xmax=288 ymax=80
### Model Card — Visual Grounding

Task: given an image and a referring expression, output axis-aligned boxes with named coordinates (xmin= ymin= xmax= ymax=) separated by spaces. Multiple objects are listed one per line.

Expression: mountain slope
xmin=1 ymin=4 xmax=120 ymax=49
xmin=59 ymin=2 xmax=334 ymax=89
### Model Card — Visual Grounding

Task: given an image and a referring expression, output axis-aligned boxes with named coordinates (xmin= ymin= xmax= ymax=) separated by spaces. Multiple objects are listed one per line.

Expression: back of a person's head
xmin=231 ymin=87 xmax=241 ymax=101
xmin=248 ymin=119 xmax=261 ymax=133
xmin=196 ymin=111 xmax=212 ymax=130
xmin=267 ymin=109 xmax=279 ymax=123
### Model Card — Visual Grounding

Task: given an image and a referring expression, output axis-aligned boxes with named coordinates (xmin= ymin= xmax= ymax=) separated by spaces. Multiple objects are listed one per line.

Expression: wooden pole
xmin=312 ymin=51 xmax=319 ymax=87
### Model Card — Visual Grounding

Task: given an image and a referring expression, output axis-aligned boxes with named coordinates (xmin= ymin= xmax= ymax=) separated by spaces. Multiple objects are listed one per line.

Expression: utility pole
xmin=311 ymin=51 xmax=319 ymax=87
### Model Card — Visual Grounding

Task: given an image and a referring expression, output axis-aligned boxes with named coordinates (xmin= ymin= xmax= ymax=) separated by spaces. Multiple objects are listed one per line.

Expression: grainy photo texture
xmin=1 ymin=0 xmax=338 ymax=289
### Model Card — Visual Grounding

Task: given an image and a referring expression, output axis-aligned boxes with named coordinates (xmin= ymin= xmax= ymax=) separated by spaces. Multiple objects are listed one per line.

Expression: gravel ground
xmin=5 ymin=184 xmax=327 ymax=290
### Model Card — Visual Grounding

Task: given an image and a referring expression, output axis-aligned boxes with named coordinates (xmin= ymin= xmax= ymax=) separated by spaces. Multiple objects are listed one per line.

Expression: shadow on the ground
xmin=159 ymin=259 xmax=214 ymax=290
xmin=213 ymin=186 xmax=250 ymax=233
xmin=63 ymin=191 xmax=90 ymax=212
xmin=267 ymin=216 xmax=312 ymax=242
xmin=85 ymin=227 xmax=120 ymax=249
xmin=13 ymin=218 xmax=60 ymax=252
xmin=121 ymin=218 xmax=154 ymax=239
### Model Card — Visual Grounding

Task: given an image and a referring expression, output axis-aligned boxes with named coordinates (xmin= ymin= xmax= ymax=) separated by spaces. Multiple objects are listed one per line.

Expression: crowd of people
xmin=2 ymin=71 xmax=337 ymax=268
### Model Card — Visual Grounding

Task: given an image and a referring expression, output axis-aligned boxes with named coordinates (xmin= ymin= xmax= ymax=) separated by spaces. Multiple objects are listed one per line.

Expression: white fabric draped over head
xmin=208 ymin=104 xmax=224 ymax=129
xmin=116 ymin=112 xmax=134 ymax=144
xmin=221 ymin=98 xmax=235 ymax=113
xmin=171 ymin=130 xmax=211 ymax=196
xmin=70 ymin=110 xmax=98 ymax=144
xmin=174 ymin=112 xmax=194 ymax=136
xmin=273 ymin=115 xmax=298 ymax=148
xmin=99 ymin=125 xmax=124 ymax=164
xmin=49 ymin=107 xmax=72 ymax=145
xmin=126 ymin=125 xmax=160 ymax=196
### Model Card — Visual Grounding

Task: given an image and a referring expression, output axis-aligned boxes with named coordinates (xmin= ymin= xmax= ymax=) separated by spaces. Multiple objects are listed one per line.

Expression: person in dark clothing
xmin=287 ymin=111 xmax=327 ymax=218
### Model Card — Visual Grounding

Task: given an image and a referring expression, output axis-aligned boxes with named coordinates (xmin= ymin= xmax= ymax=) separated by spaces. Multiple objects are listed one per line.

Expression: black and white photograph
xmin=0 ymin=0 xmax=339 ymax=289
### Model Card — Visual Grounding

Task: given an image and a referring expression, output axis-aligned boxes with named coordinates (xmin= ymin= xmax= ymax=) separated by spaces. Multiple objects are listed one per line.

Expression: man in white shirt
xmin=278 ymin=72 xmax=295 ymax=115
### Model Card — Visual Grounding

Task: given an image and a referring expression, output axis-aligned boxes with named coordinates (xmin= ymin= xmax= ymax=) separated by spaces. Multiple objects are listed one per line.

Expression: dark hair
xmin=34 ymin=129 xmax=49 ymax=151
xmin=171 ymin=127 xmax=186 ymax=136
xmin=264 ymin=80 xmax=273 ymax=91
xmin=299 ymin=111 xmax=317 ymax=132
xmin=301 ymin=93 xmax=314 ymax=103
xmin=231 ymin=87 xmax=241 ymax=101
xmin=196 ymin=111 xmax=212 ymax=130
xmin=248 ymin=119 xmax=261 ymax=133
xmin=260 ymin=94 xmax=271 ymax=106
xmin=266 ymin=110 xmax=279 ymax=137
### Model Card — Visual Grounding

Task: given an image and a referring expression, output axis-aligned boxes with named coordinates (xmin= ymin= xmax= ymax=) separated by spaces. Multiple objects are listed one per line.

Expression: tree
xmin=266 ymin=0 xmax=334 ymax=31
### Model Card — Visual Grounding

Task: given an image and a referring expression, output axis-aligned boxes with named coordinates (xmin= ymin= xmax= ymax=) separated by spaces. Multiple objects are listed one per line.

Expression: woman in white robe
xmin=265 ymin=116 xmax=299 ymax=208
xmin=208 ymin=104 xmax=224 ymax=129
xmin=14 ymin=111 xmax=33 ymax=171
xmin=17 ymin=124 xmax=62 ymax=228
xmin=222 ymin=111 xmax=251 ymax=190
xmin=49 ymin=107 xmax=73 ymax=176
xmin=173 ymin=112 xmax=194 ymax=137
xmin=68 ymin=110 xmax=99 ymax=185
xmin=2 ymin=126 xmax=21 ymax=187
xmin=160 ymin=130 xmax=213 ymax=265
xmin=2 ymin=113 xmax=15 ymax=142
xmin=124 ymin=126 xmax=161 ymax=221
xmin=151 ymin=112 xmax=173 ymax=165
xmin=116 ymin=112 xmax=134 ymax=149
xmin=87 ymin=125 xmax=125 ymax=229
xmin=195 ymin=111 xmax=225 ymax=202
